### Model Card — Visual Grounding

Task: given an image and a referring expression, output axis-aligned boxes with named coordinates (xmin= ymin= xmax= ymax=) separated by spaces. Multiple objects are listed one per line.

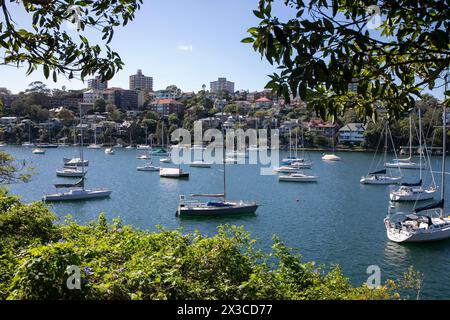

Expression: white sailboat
xmin=385 ymin=116 xmax=422 ymax=169
xmin=43 ymin=106 xmax=112 ymax=202
xmin=56 ymin=168 xmax=86 ymax=178
xmin=384 ymin=77 xmax=450 ymax=243
xmin=390 ymin=110 xmax=437 ymax=201
xmin=137 ymin=126 xmax=151 ymax=150
xmin=105 ymin=147 xmax=115 ymax=155
xmin=22 ymin=121 xmax=34 ymax=147
xmin=322 ymin=121 xmax=341 ymax=161
xmin=360 ymin=122 xmax=403 ymax=185
xmin=137 ymin=161 xmax=160 ymax=172
xmin=32 ymin=148 xmax=45 ymax=154
xmin=279 ymin=172 xmax=318 ymax=182
xmin=87 ymin=128 xmax=102 ymax=149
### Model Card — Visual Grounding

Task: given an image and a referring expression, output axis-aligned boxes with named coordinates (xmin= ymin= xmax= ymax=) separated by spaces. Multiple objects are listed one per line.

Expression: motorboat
xmin=160 ymin=167 xmax=189 ymax=179
xmin=32 ymin=148 xmax=45 ymax=154
xmin=137 ymin=153 xmax=151 ymax=160
xmin=137 ymin=163 xmax=160 ymax=172
xmin=360 ymin=174 xmax=402 ymax=185
xmin=160 ymin=157 xmax=172 ymax=163
xmin=137 ymin=145 xmax=152 ymax=150
xmin=322 ymin=154 xmax=341 ymax=161
xmin=278 ymin=172 xmax=318 ymax=182
xmin=105 ymin=148 xmax=115 ymax=155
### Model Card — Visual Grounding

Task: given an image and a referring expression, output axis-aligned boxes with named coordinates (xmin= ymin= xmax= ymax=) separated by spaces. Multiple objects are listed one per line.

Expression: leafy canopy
xmin=244 ymin=0 xmax=450 ymax=121
xmin=0 ymin=0 xmax=143 ymax=82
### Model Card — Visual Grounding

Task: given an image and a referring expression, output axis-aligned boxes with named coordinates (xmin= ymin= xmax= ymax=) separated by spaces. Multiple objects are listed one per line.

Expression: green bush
xmin=0 ymin=191 xmax=398 ymax=300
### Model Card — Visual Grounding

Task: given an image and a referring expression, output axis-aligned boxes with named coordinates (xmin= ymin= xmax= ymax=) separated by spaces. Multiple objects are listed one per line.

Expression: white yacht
xmin=160 ymin=156 xmax=172 ymax=163
xmin=63 ymin=157 xmax=89 ymax=167
xmin=385 ymin=116 xmax=422 ymax=170
xmin=105 ymin=148 xmax=115 ymax=155
xmin=360 ymin=124 xmax=402 ymax=185
xmin=384 ymin=87 xmax=450 ymax=243
xmin=322 ymin=154 xmax=341 ymax=161
xmin=389 ymin=110 xmax=436 ymax=201
xmin=43 ymin=188 xmax=112 ymax=202
xmin=43 ymin=105 xmax=112 ymax=202
xmin=137 ymin=153 xmax=151 ymax=160
xmin=274 ymin=166 xmax=301 ymax=174
xmin=160 ymin=167 xmax=189 ymax=179
xmin=390 ymin=184 xmax=437 ymax=202
xmin=322 ymin=122 xmax=341 ymax=161
xmin=137 ymin=162 xmax=160 ymax=172
xmin=32 ymin=148 xmax=45 ymax=154
xmin=87 ymin=129 xmax=102 ymax=149
xmin=56 ymin=168 xmax=86 ymax=178
xmin=279 ymin=172 xmax=318 ymax=182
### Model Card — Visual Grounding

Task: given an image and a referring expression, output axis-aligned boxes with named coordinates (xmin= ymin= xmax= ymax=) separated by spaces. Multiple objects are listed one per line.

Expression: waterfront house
xmin=254 ymin=97 xmax=273 ymax=109
xmin=149 ymin=99 xmax=184 ymax=117
xmin=307 ymin=119 xmax=339 ymax=137
xmin=338 ymin=123 xmax=367 ymax=144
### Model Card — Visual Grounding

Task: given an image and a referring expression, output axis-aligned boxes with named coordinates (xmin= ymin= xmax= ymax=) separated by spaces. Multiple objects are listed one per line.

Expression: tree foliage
xmin=0 ymin=0 xmax=143 ymax=81
xmin=244 ymin=0 xmax=450 ymax=121
xmin=0 ymin=191 xmax=400 ymax=300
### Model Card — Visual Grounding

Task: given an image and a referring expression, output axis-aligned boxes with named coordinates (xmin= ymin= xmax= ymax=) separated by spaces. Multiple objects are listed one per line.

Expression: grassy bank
xmin=0 ymin=189 xmax=401 ymax=300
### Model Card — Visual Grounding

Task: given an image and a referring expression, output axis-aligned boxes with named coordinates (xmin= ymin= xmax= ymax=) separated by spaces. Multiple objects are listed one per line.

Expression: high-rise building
xmin=87 ymin=76 xmax=108 ymax=91
xmin=210 ymin=77 xmax=235 ymax=94
xmin=130 ymin=69 xmax=153 ymax=91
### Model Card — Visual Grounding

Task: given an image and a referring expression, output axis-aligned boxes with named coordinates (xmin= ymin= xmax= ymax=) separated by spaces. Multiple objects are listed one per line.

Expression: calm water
xmin=4 ymin=146 xmax=450 ymax=299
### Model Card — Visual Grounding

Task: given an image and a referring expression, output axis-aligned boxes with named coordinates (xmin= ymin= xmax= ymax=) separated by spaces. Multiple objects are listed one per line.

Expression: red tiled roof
xmin=150 ymin=99 xmax=183 ymax=105
xmin=256 ymin=97 xmax=272 ymax=102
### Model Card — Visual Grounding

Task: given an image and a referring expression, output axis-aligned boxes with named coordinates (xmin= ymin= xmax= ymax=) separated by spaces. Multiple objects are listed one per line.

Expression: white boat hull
xmin=279 ymin=174 xmax=318 ymax=182
xmin=43 ymin=189 xmax=112 ymax=202
xmin=322 ymin=154 xmax=341 ymax=161
xmin=360 ymin=175 xmax=402 ymax=185
xmin=386 ymin=218 xmax=450 ymax=243
xmin=56 ymin=170 xmax=86 ymax=178
xmin=390 ymin=188 xmax=437 ymax=201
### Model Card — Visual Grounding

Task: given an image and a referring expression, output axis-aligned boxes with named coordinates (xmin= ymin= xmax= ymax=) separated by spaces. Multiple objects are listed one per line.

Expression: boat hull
xmin=390 ymin=189 xmax=436 ymax=201
xmin=360 ymin=176 xmax=402 ymax=185
xmin=177 ymin=203 xmax=258 ymax=217
xmin=43 ymin=189 xmax=112 ymax=202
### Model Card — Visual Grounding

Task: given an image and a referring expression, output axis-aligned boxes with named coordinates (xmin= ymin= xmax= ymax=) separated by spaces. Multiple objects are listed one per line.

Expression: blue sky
xmin=0 ymin=1 xmax=445 ymax=99
xmin=1 ymin=0 xmax=294 ymax=94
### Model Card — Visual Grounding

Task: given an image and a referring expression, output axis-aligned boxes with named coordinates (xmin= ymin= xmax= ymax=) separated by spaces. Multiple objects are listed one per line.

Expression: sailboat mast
xmin=409 ymin=115 xmax=412 ymax=159
xmin=79 ymin=104 xmax=85 ymax=191
xmin=289 ymin=129 xmax=292 ymax=158
xmin=384 ymin=122 xmax=388 ymax=165
xmin=419 ymin=109 xmax=423 ymax=181
xmin=301 ymin=126 xmax=305 ymax=159
xmin=441 ymin=73 xmax=448 ymax=216
xmin=223 ymin=129 xmax=226 ymax=202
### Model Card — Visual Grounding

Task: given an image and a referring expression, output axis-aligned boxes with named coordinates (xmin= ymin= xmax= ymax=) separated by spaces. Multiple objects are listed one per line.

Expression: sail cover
xmin=402 ymin=179 xmax=422 ymax=187
xmin=414 ymin=199 xmax=444 ymax=214
xmin=370 ymin=169 xmax=386 ymax=175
